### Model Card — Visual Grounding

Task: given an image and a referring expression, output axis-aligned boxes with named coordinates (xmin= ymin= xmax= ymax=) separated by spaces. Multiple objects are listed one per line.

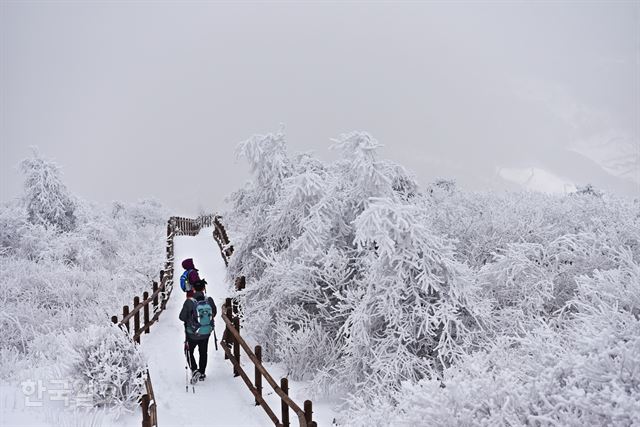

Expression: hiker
xmin=180 ymin=258 xmax=201 ymax=298
xmin=179 ymin=280 xmax=217 ymax=382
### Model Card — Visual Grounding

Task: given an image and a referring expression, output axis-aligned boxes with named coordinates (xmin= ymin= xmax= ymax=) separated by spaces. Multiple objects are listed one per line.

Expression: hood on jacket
xmin=193 ymin=291 xmax=205 ymax=302
xmin=187 ymin=269 xmax=201 ymax=284
xmin=182 ymin=258 xmax=196 ymax=270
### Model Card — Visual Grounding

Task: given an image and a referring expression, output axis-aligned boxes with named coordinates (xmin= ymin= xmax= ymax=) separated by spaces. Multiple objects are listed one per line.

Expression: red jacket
xmin=181 ymin=258 xmax=201 ymax=298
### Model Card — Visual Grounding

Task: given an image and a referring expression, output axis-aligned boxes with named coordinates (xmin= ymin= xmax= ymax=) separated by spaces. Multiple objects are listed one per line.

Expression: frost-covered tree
xmin=333 ymin=198 xmax=483 ymax=399
xmin=20 ymin=149 xmax=77 ymax=232
xmin=575 ymin=182 xmax=603 ymax=197
xmin=227 ymin=132 xmax=483 ymax=400
xmin=226 ymin=129 xmax=294 ymax=281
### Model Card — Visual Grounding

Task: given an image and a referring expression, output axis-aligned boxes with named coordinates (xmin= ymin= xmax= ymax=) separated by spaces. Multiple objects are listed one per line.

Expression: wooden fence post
xmin=225 ymin=298 xmax=233 ymax=317
xmin=254 ymin=345 xmax=262 ymax=406
xmin=133 ymin=296 xmax=140 ymax=343
xmin=143 ymin=291 xmax=150 ymax=333
xmin=123 ymin=305 xmax=130 ymax=333
xmin=224 ymin=298 xmax=232 ymax=360
xmin=281 ymin=378 xmax=290 ymax=427
xmin=304 ymin=400 xmax=313 ymax=427
xmin=160 ymin=280 xmax=168 ymax=311
xmin=152 ymin=282 xmax=159 ymax=310
xmin=141 ymin=394 xmax=151 ymax=427
xmin=232 ymin=277 xmax=245 ymax=316
xmin=233 ymin=316 xmax=240 ymax=377
xmin=111 ymin=316 xmax=118 ymax=325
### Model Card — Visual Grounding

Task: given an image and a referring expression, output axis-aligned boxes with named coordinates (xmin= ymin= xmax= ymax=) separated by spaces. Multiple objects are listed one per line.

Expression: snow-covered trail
xmin=140 ymin=227 xmax=272 ymax=427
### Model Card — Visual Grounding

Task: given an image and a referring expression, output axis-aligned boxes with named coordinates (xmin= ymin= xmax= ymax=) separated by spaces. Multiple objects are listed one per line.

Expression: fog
xmin=1 ymin=1 xmax=638 ymax=215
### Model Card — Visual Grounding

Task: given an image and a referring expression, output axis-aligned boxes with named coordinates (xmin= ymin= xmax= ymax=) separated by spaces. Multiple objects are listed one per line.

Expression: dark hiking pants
xmin=187 ymin=335 xmax=210 ymax=374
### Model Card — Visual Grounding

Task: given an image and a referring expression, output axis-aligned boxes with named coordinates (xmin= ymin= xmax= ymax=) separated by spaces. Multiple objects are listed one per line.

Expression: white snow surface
xmin=1 ymin=226 xmax=336 ymax=427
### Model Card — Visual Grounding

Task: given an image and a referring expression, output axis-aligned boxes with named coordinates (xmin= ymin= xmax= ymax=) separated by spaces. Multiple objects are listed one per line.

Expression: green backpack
xmin=187 ymin=299 xmax=213 ymax=336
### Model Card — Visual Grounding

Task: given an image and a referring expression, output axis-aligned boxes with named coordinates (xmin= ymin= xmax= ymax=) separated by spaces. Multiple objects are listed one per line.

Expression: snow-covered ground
xmin=0 ymin=226 xmax=331 ymax=427
xmin=140 ymin=227 xmax=337 ymax=427
xmin=1 ymin=380 xmax=139 ymax=427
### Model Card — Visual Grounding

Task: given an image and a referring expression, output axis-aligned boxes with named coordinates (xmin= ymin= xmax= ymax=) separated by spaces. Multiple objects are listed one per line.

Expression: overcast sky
xmin=1 ymin=1 xmax=638 ymax=216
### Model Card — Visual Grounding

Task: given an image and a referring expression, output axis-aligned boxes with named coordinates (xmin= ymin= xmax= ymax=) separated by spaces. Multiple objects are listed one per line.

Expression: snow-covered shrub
xmin=0 ymin=196 xmax=167 ymax=360
xmin=0 ymin=150 xmax=168 ymax=417
xmin=225 ymin=129 xmax=640 ymax=425
xmin=20 ymin=149 xmax=77 ymax=232
xmin=0 ymin=202 xmax=27 ymax=257
xmin=61 ymin=324 xmax=147 ymax=412
xmin=273 ymin=307 xmax=339 ymax=381
xmin=384 ymin=251 xmax=640 ymax=427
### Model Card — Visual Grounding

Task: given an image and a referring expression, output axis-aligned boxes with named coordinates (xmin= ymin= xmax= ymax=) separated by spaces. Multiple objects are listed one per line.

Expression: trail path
xmin=140 ymin=227 xmax=271 ymax=427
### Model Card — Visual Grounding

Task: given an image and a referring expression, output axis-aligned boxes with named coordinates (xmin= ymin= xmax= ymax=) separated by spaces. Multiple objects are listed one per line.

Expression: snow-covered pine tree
xmin=20 ymin=149 xmax=77 ymax=232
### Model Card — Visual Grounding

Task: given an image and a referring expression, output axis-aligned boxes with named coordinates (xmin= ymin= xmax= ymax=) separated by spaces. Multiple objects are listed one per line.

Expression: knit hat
xmin=181 ymin=258 xmax=196 ymax=270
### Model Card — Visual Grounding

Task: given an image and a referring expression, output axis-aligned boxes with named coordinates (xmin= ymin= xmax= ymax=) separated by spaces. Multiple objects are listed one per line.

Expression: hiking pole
xmin=184 ymin=340 xmax=195 ymax=393
xmin=212 ymin=321 xmax=218 ymax=351
xmin=184 ymin=342 xmax=189 ymax=393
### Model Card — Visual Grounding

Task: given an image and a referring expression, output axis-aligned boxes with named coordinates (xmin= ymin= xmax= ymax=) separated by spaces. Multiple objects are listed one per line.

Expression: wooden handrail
xmin=220 ymin=303 xmax=311 ymax=427
xmin=220 ymin=343 xmax=282 ymax=425
xmin=120 ymin=276 xmax=167 ymax=325
xmin=210 ymin=217 xmax=316 ymax=426
xmin=212 ymin=215 xmax=234 ymax=266
xmin=220 ymin=307 xmax=307 ymax=416
xmin=141 ymin=369 xmax=157 ymax=427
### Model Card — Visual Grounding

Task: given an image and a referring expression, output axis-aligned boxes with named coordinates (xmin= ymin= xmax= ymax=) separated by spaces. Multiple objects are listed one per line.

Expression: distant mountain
xmin=495 ymin=139 xmax=638 ymax=196
xmin=569 ymin=131 xmax=639 ymax=187
xmin=497 ymin=166 xmax=576 ymax=194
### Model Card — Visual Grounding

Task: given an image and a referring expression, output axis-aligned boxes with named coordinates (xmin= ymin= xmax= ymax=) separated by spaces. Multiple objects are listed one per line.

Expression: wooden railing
xmin=110 ymin=272 xmax=169 ymax=343
xmin=171 ymin=214 xmax=216 ymax=236
xmin=140 ymin=370 xmax=157 ymax=427
xmin=213 ymin=215 xmax=233 ymax=266
xmin=108 ymin=215 xmax=215 ymax=427
xmin=210 ymin=218 xmax=317 ymax=427
xmin=220 ymin=297 xmax=317 ymax=427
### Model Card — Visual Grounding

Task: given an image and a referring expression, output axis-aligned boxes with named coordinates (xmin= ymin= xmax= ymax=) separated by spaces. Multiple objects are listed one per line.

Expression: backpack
xmin=187 ymin=299 xmax=213 ymax=336
xmin=180 ymin=269 xmax=193 ymax=293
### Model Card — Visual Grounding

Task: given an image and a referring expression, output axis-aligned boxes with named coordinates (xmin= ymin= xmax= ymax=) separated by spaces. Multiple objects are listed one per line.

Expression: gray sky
xmin=2 ymin=1 xmax=638 ymax=216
